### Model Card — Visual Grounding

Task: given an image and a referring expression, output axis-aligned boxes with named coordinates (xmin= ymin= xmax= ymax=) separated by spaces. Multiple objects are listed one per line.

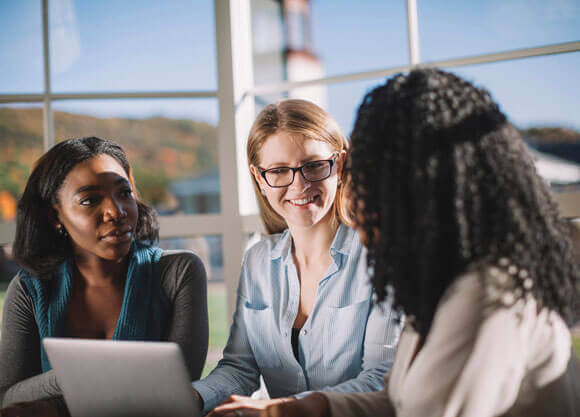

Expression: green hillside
xmin=0 ymin=108 xmax=218 ymax=214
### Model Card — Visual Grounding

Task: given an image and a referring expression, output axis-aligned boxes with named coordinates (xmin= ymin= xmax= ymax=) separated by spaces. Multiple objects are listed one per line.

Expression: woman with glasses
xmin=192 ymin=99 xmax=400 ymax=416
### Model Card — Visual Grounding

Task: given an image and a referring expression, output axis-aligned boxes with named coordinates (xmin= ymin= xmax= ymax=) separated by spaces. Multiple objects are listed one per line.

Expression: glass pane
xmin=419 ymin=1 xmax=580 ymax=62
xmin=52 ymin=99 xmax=220 ymax=214
xmin=50 ymin=0 xmax=217 ymax=92
xmin=452 ymin=52 xmax=580 ymax=192
xmin=0 ymin=104 xmax=44 ymax=223
xmin=0 ymin=1 xmax=43 ymax=93
xmin=158 ymin=235 xmax=226 ymax=377
xmin=326 ymin=77 xmax=386 ymax=135
xmin=251 ymin=0 xmax=407 ymax=86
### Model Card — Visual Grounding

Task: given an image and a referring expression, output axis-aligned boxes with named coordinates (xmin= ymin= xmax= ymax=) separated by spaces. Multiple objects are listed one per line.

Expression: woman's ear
xmin=250 ymin=165 xmax=267 ymax=197
xmin=250 ymin=165 xmax=263 ymax=187
xmin=337 ymin=150 xmax=347 ymax=176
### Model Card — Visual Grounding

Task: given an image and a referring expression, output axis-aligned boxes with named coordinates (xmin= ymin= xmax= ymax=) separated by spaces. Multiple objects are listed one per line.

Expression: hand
xmin=208 ymin=395 xmax=292 ymax=417
xmin=260 ymin=393 xmax=330 ymax=417
xmin=0 ymin=399 xmax=60 ymax=417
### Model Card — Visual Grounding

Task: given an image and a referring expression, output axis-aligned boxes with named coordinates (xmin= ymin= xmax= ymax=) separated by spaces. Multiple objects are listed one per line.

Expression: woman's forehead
xmin=61 ymin=155 xmax=129 ymax=190
xmin=259 ymin=132 xmax=334 ymax=165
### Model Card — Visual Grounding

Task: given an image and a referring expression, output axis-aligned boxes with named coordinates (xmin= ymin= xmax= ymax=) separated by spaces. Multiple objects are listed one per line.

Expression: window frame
xmin=0 ymin=0 xmax=578 ymax=319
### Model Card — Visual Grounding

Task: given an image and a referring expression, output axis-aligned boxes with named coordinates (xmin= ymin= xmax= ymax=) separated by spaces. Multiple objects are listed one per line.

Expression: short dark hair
xmin=349 ymin=69 xmax=579 ymax=335
xmin=13 ymin=137 xmax=159 ymax=278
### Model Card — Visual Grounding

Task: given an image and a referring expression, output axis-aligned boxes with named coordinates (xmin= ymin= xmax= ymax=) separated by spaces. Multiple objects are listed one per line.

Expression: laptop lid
xmin=43 ymin=338 xmax=201 ymax=417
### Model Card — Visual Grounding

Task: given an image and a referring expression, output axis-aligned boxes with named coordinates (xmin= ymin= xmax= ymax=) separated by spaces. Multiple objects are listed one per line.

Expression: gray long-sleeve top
xmin=0 ymin=250 xmax=208 ymax=412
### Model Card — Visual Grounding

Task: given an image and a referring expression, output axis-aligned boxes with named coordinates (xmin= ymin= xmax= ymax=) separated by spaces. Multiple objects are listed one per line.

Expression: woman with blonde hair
xmin=192 ymin=99 xmax=400 ymax=416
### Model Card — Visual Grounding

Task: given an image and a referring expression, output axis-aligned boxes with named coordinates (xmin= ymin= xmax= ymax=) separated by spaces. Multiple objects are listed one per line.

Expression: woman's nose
xmin=290 ymin=170 xmax=311 ymax=192
xmin=103 ymin=197 xmax=127 ymax=222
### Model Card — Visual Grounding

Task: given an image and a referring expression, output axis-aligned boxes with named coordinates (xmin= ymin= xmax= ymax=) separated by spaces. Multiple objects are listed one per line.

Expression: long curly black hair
xmin=348 ymin=68 xmax=579 ymax=336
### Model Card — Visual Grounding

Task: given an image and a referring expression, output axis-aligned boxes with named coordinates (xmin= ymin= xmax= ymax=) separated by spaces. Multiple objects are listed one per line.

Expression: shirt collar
xmin=270 ymin=223 xmax=355 ymax=262
xmin=271 ymin=228 xmax=292 ymax=261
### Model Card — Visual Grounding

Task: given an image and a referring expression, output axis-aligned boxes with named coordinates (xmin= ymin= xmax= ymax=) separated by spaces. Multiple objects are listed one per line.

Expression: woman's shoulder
xmin=159 ymin=248 xmax=204 ymax=266
xmin=243 ymin=230 xmax=289 ymax=261
xmin=157 ymin=249 xmax=207 ymax=296
xmin=3 ymin=272 xmax=36 ymax=314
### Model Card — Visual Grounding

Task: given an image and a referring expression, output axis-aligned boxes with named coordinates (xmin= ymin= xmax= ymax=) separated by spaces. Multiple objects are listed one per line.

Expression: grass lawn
xmin=202 ymin=282 xmax=229 ymax=377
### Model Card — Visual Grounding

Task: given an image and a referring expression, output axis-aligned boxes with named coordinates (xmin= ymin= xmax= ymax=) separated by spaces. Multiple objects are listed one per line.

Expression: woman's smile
xmin=287 ymin=195 xmax=319 ymax=207
xmin=253 ymin=132 xmax=341 ymax=230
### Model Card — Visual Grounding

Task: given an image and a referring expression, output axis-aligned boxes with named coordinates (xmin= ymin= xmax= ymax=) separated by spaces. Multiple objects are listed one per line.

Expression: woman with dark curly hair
xmin=0 ymin=137 xmax=208 ymax=417
xmin=262 ymin=69 xmax=580 ymax=417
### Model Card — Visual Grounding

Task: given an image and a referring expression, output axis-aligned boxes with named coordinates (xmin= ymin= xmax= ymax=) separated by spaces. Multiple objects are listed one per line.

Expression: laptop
xmin=43 ymin=338 xmax=201 ymax=417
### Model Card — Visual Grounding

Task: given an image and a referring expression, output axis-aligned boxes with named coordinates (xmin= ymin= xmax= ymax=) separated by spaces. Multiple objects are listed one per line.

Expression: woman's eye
xmin=80 ymin=196 xmax=99 ymax=206
xmin=306 ymin=161 xmax=325 ymax=169
xmin=120 ymin=188 xmax=133 ymax=198
xmin=270 ymin=168 xmax=290 ymax=175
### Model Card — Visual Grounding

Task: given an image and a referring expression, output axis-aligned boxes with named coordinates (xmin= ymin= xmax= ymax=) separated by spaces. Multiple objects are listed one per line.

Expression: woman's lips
xmin=288 ymin=195 xmax=319 ymax=207
xmin=100 ymin=228 xmax=132 ymax=243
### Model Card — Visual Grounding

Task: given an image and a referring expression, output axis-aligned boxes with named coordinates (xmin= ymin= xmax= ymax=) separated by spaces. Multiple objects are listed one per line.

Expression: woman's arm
xmin=161 ymin=252 xmax=209 ymax=380
xmin=0 ymin=276 xmax=63 ymax=407
xmin=192 ymin=257 xmax=262 ymax=415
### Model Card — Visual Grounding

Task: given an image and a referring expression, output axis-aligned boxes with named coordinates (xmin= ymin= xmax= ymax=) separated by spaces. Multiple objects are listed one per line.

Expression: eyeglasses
xmin=258 ymin=154 xmax=338 ymax=188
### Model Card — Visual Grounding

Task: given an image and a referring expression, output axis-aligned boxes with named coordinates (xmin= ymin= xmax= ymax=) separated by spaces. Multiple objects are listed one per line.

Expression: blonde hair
xmin=247 ymin=99 xmax=352 ymax=234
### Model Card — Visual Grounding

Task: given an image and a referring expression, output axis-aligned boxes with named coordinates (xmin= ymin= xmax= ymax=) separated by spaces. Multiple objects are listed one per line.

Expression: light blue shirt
xmin=193 ymin=224 xmax=400 ymax=414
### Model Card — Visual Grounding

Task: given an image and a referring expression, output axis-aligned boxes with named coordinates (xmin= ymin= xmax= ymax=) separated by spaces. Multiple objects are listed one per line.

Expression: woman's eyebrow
xmin=73 ymin=185 xmax=101 ymax=196
xmin=73 ymin=178 xmax=129 ymax=195
xmin=263 ymin=155 xmax=330 ymax=168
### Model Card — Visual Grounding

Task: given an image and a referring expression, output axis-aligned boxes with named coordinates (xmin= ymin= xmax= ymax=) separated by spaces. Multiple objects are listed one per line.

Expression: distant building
xmin=530 ymin=148 xmax=580 ymax=193
xmin=167 ymin=169 xmax=223 ymax=281
xmin=170 ymin=168 xmax=220 ymax=215
xmin=252 ymin=0 xmax=326 ymax=107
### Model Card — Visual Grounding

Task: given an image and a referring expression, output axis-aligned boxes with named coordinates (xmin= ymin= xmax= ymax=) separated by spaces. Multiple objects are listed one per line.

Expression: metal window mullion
xmin=406 ymin=0 xmax=420 ymax=66
xmin=214 ymin=0 xmax=256 ymax=320
xmin=249 ymin=41 xmax=580 ymax=97
xmin=42 ymin=0 xmax=54 ymax=150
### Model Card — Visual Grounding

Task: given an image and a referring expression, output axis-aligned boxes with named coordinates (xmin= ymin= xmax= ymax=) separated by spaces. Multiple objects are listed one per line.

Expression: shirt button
xmin=302 ymin=330 xmax=307 ymax=335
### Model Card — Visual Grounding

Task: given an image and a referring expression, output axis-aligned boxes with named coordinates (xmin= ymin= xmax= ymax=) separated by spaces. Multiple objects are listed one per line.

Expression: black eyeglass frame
xmin=258 ymin=153 xmax=339 ymax=188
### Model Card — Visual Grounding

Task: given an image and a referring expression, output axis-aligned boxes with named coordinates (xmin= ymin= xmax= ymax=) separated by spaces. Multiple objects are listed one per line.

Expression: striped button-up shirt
xmin=193 ymin=223 xmax=401 ymax=414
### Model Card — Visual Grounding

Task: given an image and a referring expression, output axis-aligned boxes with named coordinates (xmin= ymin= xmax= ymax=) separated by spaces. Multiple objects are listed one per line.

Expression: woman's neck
xmin=289 ymin=218 xmax=339 ymax=268
xmin=73 ymin=253 xmax=129 ymax=287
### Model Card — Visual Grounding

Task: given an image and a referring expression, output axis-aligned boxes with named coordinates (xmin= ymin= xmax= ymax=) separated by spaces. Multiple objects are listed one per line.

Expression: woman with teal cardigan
xmin=0 ymin=137 xmax=208 ymax=417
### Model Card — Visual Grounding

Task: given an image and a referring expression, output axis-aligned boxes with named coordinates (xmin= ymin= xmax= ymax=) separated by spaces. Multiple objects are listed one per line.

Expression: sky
xmin=0 ymin=0 xmax=579 ymax=133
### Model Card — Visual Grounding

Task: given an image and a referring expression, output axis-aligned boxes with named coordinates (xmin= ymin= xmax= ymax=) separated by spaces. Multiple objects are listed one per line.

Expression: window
xmin=0 ymin=1 xmax=43 ymax=93
xmin=49 ymin=0 xmax=217 ymax=92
